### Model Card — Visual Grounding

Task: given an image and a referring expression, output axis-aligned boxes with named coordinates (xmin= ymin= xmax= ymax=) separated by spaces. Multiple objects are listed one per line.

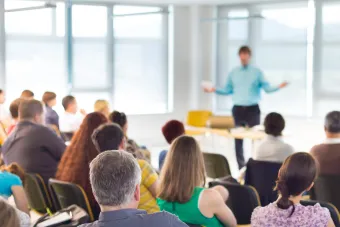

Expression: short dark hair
xmin=19 ymin=99 xmax=43 ymax=120
xmin=62 ymin=95 xmax=75 ymax=110
xmin=162 ymin=120 xmax=185 ymax=144
xmin=264 ymin=112 xmax=285 ymax=137
xmin=20 ymin=90 xmax=34 ymax=99
xmin=0 ymin=89 xmax=3 ymax=95
xmin=238 ymin=45 xmax=251 ymax=55
xmin=92 ymin=123 xmax=124 ymax=152
xmin=325 ymin=111 xmax=340 ymax=133
xmin=42 ymin=91 xmax=57 ymax=104
xmin=109 ymin=111 xmax=127 ymax=128
xmin=9 ymin=98 xmax=24 ymax=119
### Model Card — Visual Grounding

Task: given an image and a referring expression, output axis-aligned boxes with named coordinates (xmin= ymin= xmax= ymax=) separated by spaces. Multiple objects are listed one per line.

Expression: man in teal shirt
xmin=205 ymin=46 xmax=287 ymax=169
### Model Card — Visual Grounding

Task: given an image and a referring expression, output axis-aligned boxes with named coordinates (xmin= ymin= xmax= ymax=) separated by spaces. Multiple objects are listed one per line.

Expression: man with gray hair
xmin=2 ymin=99 xmax=66 ymax=183
xmin=311 ymin=111 xmax=340 ymax=175
xmin=79 ymin=151 xmax=188 ymax=227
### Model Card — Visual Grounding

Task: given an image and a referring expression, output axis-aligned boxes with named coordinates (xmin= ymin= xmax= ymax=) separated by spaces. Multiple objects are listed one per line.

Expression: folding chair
xmin=311 ymin=174 xmax=340 ymax=212
xmin=24 ymin=173 xmax=53 ymax=214
xmin=245 ymin=158 xmax=282 ymax=206
xmin=49 ymin=179 xmax=94 ymax=221
xmin=209 ymin=181 xmax=260 ymax=225
xmin=203 ymin=152 xmax=231 ymax=179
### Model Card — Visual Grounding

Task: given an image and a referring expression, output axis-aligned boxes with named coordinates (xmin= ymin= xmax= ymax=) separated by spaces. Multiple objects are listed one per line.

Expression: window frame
xmin=0 ymin=0 xmax=171 ymax=115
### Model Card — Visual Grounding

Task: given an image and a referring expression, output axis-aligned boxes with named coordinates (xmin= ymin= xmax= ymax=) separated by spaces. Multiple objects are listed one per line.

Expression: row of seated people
xmin=0 ymin=95 xmax=339 ymax=226
xmin=1 ymin=137 xmax=335 ymax=227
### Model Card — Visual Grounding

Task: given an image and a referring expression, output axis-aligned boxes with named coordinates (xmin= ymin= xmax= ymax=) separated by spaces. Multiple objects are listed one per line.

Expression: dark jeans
xmin=232 ymin=105 xmax=261 ymax=169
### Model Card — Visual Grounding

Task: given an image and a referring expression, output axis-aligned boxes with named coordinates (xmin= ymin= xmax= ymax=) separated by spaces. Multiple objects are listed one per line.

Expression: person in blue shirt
xmin=0 ymin=163 xmax=29 ymax=215
xmin=205 ymin=46 xmax=288 ymax=169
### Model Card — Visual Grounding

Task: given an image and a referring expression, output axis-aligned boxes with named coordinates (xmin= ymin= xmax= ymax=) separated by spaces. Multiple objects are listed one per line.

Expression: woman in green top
xmin=157 ymin=136 xmax=237 ymax=227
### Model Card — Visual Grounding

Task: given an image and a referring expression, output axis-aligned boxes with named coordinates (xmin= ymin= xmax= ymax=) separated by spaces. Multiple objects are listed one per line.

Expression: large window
xmin=215 ymin=8 xmax=248 ymax=111
xmin=113 ymin=5 xmax=168 ymax=114
xmin=255 ymin=3 xmax=309 ymax=116
xmin=5 ymin=1 xmax=67 ymax=107
xmin=2 ymin=1 xmax=169 ymax=115
xmin=315 ymin=2 xmax=340 ymax=117
xmin=215 ymin=2 xmax=312 ymax=117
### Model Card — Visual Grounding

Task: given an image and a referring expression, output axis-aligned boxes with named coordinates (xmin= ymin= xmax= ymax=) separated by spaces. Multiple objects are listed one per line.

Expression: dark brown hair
xmin=20 ymin=90 xmax=34 ymax=99
xmin=42 ymin=91 xmax=57 ymax=105
xmin=56 ymin=112 xmax=108 ymax=209
xmin=274 ymin=152 xmax=318 ymax=217
xmin=9 ymin=98 xmax=23 ymax=119
xmin=19 ymin=99 xmax=43 ymax=120
xmin=158 ymin=136 xmax=206 ymax=203
xmin=264 ymin=112 xmax=285 ymax=137
xmin=238 ymin=45 xmax=252 ymax=55
xmin=0 ymin=163 xmax=26 ymax=185
xmin=109 ymin=111 xmax=127 ymax=128
xmin=62 ymin=95 xmax=75 ymax=110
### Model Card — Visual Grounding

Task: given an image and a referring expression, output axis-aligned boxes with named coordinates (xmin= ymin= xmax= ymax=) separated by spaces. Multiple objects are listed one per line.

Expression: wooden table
xmin=185 ymin=127 xmax=265 ymax=141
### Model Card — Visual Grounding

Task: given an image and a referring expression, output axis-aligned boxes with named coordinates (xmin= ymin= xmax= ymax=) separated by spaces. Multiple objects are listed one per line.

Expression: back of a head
xmin=92 ymin=123 xmax=124 ymax=152
xmin=9 ymin=98 xmax=23 ymax=119
xmin=20 ymin=90 xmax=34 ymax=100
xmin=325 ymin=111 xmax=340 ymax=134
xmin=94 ymin=100 xmax=109 ymax=112
xmin=162 ymin=120 xmax=185 ymax=144
xmin=0 ymin=199 xmax=20 ymax=227
xmin=109 ymin=111 xmax=127 ymax=128
xmin=275 ymin=152 xmax=318 ymax=216
xmin=69 ymin=112 xmax=108 ymax=157
xmin=19 ymin=99 xmax=43 ymax=121
xmin=158 ymin=135 xmax=205 ymax=203
xmin=62 ymin=95 xmax=75 ymax=111
xmin=0 ymin=163 xmax=26 ymax=185
xmin=42 ymin=91 xmax=56 ymax=104
xmin=264 ymin=112 xmax=285 ymax=137
xmin=89 ymin=151 xmax=141 ymax=206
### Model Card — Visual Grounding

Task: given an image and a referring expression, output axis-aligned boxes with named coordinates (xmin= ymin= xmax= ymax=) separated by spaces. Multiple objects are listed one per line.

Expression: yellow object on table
xmin=186 ymin=110 xmax=212 ymax=127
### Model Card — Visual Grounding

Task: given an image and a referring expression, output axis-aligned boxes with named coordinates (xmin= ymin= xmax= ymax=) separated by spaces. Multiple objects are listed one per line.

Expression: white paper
xmin=37 ymin=212 xmax=72 ymax=227
xmin=201 ymin=80 xmax=214 ymax=89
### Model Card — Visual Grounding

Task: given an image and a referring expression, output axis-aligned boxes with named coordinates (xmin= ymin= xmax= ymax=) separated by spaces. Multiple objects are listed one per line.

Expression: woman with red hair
xmin=56 ymin=112 xmax=108 ymax=219
xmin=159 ymin=120 xmax=185 ymax=170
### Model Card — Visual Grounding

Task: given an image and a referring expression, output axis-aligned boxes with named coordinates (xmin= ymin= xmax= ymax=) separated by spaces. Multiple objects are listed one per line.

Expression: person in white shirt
xmin=255 ymin=112 xmax=294 ymax=163
xmin=59 ymin=95 xmax=86 ymax=134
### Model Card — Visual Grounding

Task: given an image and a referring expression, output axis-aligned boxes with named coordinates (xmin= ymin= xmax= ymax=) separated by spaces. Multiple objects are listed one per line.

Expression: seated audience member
xmin=42 ymin=91 xmax=59 ymax=129
xmin=109 ymin=111 xmax=149 ymax=161
xmin=0 ymin=89 xmax=11 ymax=127
xmin=20 ymin=90 xmax=34 ymax=100
xmin=0 ymin=198 xmax=30 ymax=227
xmin=92 ymin=123 xmax=160 ymax=214
xmin=56 ymin=112 xmax=108 ymax=219
xmin=159 ymin=120 xmax=185 ymax=170
xmin=59 ymin=95 xmax=85 ymax=139
xmin=7 ymin=98 xmax=23 ymax=135
xmin=0 ymin=163 xmax=29 ymax=215
xmin=311 ymin=111 xmax=340 ymax=175
xmin=251 ymin=152 xmax=335 ymax=227
xmin=79 ymin=151 xmax=187 ymax=227
xmin=157 ymin=136 xmax=237 ymax=227
xmin=94 ymin=100 xmax=110 ymax=118
xmin=255 ymin=112 xmax=294 ymax=162
xmin=2 ymin=99 xmax=66 ymax=183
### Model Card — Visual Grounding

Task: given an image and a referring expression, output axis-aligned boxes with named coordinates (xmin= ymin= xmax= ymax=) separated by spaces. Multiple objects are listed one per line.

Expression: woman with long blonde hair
xmin=157 ymin=136 xmax=237 ymax=227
